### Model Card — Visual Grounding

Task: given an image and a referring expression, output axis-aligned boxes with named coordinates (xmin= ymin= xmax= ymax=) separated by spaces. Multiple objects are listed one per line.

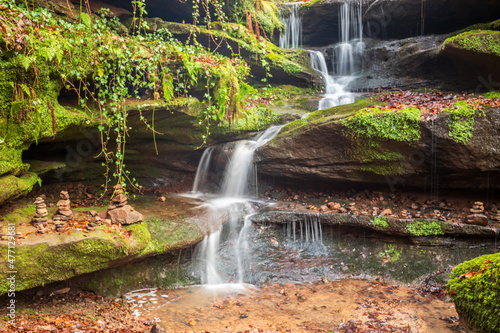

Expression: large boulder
xmin=0 ymin=195 xmax=231 ymax=296
xmin=255 ymin=100 xmax=500 ymax=191
xmin=441 ymin=31 xmax=500 ymax=92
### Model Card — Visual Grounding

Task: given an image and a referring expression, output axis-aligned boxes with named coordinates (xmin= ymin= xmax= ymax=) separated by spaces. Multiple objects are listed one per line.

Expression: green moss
xmin=0 ymin=172 xmax=39 ymax=204
xmin=299 ymin=0 xmax=326 ymax=11
xmin=447 ymin=253 xmax=500 ymax=333
xmin=445 ymin=101 xmax=478 ymax=144
xmin=339 ymin=106 xmax=421 ymax=175
xmin=371 ymin=217 xmax=389 ymax=229
xmin=279 ymin=97 xmax=377 ymax=136
xmin=341 ymin=107 xmax=422 ymax=143
xmin=443 ymin=30 xmax=500 ymax=56
xmin=454 ymin=19 xmax=500 ymax=34
xmin=0 ymin=214 xmax=203 ymax=294
xmin=405 ymin=220 xmax=444 ymax=236
xmin=483 ymin=91 xmax=500 ymax=99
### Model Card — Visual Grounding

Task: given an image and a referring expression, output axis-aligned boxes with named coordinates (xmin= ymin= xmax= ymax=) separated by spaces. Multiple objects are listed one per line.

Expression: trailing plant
xmin=0 ymin=2 xmax=248 ymax=192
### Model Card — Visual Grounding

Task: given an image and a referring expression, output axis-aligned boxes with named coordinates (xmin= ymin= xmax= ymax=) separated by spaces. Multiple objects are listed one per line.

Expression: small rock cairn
xmin=32 ymin=196 xmax=48 ymax=225
xmin=99 ymin=185 xmax=143 ymax=225
xmin=32 ymin=196 xmax=48 ymax=233
xmin=53 ymin=191 xmax=73 ymax=231
xmin=466 ymin=201 xmax=489 ymax=226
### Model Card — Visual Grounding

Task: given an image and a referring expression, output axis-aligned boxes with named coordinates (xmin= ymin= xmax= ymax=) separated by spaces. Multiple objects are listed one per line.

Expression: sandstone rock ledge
xmin=0 ymin=196 xmax=229 ymax=296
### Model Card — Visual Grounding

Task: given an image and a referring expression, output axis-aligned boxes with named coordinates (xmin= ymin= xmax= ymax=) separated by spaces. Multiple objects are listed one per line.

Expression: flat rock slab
xmin=0 ymin=195 xmax=231 ymax=295
xmin=251 ymin=211 xmax=500 ymax=239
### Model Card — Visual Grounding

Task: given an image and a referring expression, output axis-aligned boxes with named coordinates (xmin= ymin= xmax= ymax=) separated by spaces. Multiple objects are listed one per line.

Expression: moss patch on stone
xmin=0 ymin=172 xmax=39 ymax=204
xmin=405 ymin=220 xmax=444 ymax=236
xmin=447 ymin=253 xmax=500 ymax=333
xmin=279 ymin=97 xmax=378 ymax=137
xmin=443 ymin=31 xmax=500 ymax=56
xmin=340 ymin=106 xmax=421 ymax=175
xmin=444 ymin=101 xmax=479 ymax=144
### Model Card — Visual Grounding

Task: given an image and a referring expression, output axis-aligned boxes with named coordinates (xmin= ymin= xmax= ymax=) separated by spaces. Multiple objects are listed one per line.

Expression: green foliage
xmin=447 ymin=253 xmax=500 ymax=333
xmin=445 ymin=101 xmax=478 ymax=144
xmin=483 ymin=91 xmax=500 ymax=99
xmin=371 ymin=217 xmax=389 ymax=229
xmin=405 ymin=220 xmax=444 ymax=236
xmin=1 ymin=3 xmax=249 ymax=191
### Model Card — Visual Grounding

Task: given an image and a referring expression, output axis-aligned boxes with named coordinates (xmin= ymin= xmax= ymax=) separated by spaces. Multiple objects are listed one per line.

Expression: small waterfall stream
xmin=280 ymin=0 xmax=364 ymax=110
xmin=192 ymin=125 xmax=285 ymax=287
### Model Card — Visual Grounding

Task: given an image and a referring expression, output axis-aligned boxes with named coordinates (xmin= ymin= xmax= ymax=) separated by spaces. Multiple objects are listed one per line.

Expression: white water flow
xmin=192 ymin=146 xmax=214 ymax=193
xmin=279 ymin=3 xmax=302 ymax=49
xmin=280 ymin=0 xmax=364 ymax=110
xmin=193 ymin=125 xmax=284 ymax=287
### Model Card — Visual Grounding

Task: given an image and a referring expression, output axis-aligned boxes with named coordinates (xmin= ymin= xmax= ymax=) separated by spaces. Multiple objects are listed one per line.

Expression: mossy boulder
xmin=0 ymin=195 xmax=239 ymax=295
xmin=256 ymin=99 xmax=500 ymax=190
xmin=0 ymin=217 xmax=202 ymax=295
xmin=0 ymin=173 xmax=39 ymax=204
xmin=447 ymin=253 xmax=500 ymax=333
xmin=441 ymin=31 xmax=500 ymax=90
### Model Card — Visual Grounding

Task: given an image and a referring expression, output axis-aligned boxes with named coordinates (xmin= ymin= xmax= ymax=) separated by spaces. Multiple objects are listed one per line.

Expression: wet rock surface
xmin=300 ymin=0 xmax=500 ymax=46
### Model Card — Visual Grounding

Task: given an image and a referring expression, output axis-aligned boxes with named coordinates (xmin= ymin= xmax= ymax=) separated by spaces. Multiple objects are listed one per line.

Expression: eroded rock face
xmin=349 ymin=35 xmax=459 ymax=91
xmin=300 ymin=0 xmax=500 ymax=46
xmin=256 ymin=107 xmax=500 ymax=191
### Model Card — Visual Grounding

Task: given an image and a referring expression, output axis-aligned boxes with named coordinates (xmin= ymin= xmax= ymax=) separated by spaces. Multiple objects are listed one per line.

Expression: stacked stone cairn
xmin=466 ymin=201 xmax=489 ymax=226
xmin=53 ymin=191 xmax=73 ymax=231
xmin=99 ymin=185 xmax=143 ymax=225
xmin=32 ymin=196 xmax=49 ymax=233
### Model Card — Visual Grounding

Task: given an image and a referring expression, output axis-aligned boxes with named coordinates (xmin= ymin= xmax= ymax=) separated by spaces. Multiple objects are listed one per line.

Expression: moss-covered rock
xmin=256 ymin=98 xmax=500 ymax=190
xmin=447 ymin=253 xmax=500 ymax=333
xmin=0 ymin=216 xmax=204 ymax=295
xmin=0 ymin=172 xmax=39 ymax=204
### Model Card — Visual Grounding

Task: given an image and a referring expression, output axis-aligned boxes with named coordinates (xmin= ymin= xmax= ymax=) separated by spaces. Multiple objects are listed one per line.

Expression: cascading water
xmin=280 ymin=0 xmax=364 ymax=110
xmin=309 ymin=50 xmax=355 ymax=109
xmin=279 ymin=3 xmax=302 ymax=49
xmin=191 ymin=146 xmax=214 ymax=193
xmin=192 ymin=125 xmax=284 ymax=287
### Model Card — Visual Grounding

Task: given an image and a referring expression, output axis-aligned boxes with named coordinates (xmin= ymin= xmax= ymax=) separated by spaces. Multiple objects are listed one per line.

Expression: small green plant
xmin=405 ymin=220 xmax=444 ymax=236
xmin=378 ymin=243 xmax=401 ymax=262
xmin=371 ymin=217 xmax=389 ymax=229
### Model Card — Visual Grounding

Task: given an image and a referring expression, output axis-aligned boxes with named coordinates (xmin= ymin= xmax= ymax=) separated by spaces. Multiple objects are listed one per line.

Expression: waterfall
xmin=333 ymin=0 xmax=364 ymax=76
xmin=221 ymin=126 xmax=283 ymax=198
xmin=309 ymin=50 xmax=355 ymax=109
xmin=284 ymin=214 xmax=326 ymax=254
xmin=192 ymin=125 xmax=284 ymax=286
xmin=279 ymin=3 xmax=302 ymax=49
xmin=192 ymin=146 xmax=214 ymax=193
xmin=279 ymin=0 xmax=364 ymax=110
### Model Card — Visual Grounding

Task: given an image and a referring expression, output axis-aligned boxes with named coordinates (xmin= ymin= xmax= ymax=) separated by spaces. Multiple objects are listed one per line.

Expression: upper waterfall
xmin=279 ymin=2 xmax=303 ymax=49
